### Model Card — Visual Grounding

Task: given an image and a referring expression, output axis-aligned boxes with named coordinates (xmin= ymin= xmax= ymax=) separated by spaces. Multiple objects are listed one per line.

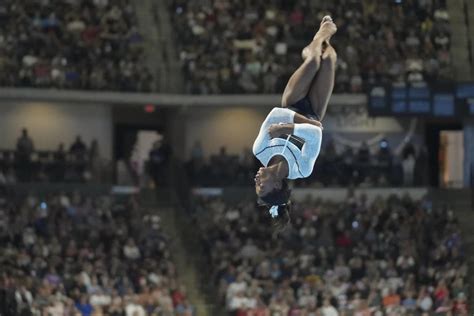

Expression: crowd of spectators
xmin=195 ymin=193 xmax=468 ymax=315
xmin=0 ymin=128 xmax=111 ymax=183
xmin=0 ymin=0 xmax=153 ymax=91
xmin=0 ymin=189 xmax=194 ymax=315
xmin=185 ymin=141 xmax=429 ymax=187
xmin=170 ymin=0 xmax=452 ymax=94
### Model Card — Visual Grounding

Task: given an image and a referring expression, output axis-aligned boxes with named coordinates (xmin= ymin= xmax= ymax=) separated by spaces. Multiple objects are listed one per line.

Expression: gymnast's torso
xmin=252 ymin=107 xmax=322 ymax=180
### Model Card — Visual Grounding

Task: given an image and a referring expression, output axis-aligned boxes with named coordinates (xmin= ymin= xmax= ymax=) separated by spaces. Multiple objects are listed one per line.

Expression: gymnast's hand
xmin=308 ymin=119 xmax=323 ymax=129
xmin=268 ymin=124 xmax=283 ymax=139
xmin=269 ymin=123 xmax=292 ymax=139
xmin=293 ymin=112 xmax=323 ymax=128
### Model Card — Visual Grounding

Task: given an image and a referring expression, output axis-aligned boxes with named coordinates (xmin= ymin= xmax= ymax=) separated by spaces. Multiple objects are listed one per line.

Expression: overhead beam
xmin=0 ymin=88 xmax=366 ymax=107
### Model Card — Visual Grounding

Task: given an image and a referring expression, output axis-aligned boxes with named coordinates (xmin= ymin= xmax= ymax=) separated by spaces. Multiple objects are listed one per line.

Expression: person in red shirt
xmin=172 ymin=285 xmax=187 ymax=307
xmin=383 ymin=289 xmax=401 ymax=307
xmin=336 ymin=230 xmax=353 ymax=248
xmin=434 ymin=279 xmax=449 ymax=303
xmin=247 ymin=299 xmax=270 ymax=316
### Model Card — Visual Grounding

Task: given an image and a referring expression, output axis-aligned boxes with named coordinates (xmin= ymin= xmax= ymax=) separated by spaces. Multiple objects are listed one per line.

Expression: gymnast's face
xmin=255 ymin=167 xmax=281 ymax=196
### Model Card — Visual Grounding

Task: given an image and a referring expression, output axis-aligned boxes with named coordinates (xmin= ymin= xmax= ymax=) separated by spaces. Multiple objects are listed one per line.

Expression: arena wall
xmin=192 ymin=187 xmax=429 ymax=204
xmin=179 ymin=104 xmax=425 ymax=159
xmin=0 ymin=101 xmax=113 ymax=159
xmin=181 ymin=106 xmax=269 ymax=158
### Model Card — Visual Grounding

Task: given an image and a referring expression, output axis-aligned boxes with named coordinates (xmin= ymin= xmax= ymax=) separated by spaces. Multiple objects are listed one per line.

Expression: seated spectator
xmin=75 ymin=295 xmax=94 ymax=316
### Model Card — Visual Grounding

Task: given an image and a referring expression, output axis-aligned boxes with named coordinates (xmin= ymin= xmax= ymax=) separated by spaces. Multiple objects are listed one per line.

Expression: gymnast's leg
xmin=307 ymin=43 xmax=337 ymax=121
xmin=281 ymin=17 xmax=336 ymax=108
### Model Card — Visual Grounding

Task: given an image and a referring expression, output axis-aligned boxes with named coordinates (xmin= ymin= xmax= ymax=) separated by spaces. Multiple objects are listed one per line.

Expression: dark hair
xmin=259 ymin=179 xmax=290 ymax=206
xmin=271 ymin=203 xmax=292 ymax=235
xmin=258 ymin=180 xmax=292 ymax=235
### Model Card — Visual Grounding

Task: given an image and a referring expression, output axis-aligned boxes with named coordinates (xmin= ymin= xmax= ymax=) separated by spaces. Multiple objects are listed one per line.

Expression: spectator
xmin=15 ymin=128 xmax=35 ymax=181
xmin=452 ymin=292 xmax=468 ymax=315
xmin=357 ymin=142 xmax=370 ymax=165
xmin=125 ymin=296 xmax=146 ymax=316
xmin=123 ymin=237 xmax=141 ymax=260
xmin=240 ymin=239 xmax=261 ymax=259
xmin=321 ymin=298 xmax=339 ymax=316
xmin=148 ymin=139 xmax=172 ymax=186
xmin=16 ymin=128 xmax=34 ymax=158
xmin=383 ymin=289 xmax=401 ymax=308
xmin=70 ymin=136 xmax=87 ymax=159
xmin=75 ymin=295 xmax=93 ymax=316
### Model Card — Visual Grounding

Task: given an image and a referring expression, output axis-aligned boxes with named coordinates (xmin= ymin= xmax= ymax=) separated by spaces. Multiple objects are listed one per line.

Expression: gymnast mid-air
xmin=253 ymin=16 xmax=337 ymax=230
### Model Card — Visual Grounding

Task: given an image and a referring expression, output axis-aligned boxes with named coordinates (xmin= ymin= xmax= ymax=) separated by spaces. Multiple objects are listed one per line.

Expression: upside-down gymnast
xmin=253 ymin=16 xmax=337 ymax=231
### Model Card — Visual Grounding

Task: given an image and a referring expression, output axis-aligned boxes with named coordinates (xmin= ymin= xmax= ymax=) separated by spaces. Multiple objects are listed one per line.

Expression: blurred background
xmin=0 ymin=0 xmax=473 ymax=315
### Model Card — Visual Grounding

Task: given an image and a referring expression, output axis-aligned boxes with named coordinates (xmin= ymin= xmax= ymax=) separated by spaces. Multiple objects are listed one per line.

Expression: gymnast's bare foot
xmin=302 ymin=15 xmax=336 ymax=60
xmin=314 ymin=16 xmax=337 ymax=41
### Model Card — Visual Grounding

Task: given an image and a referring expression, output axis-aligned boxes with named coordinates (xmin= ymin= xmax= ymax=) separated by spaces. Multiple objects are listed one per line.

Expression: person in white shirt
xmin=321 ymin=298 xmax=339 ymax=316
xmin=123 ymin=238 xmax=141 ymax=260
xmin=253 ymin=16 xmax=337 ymax=231
xmin=226 ymin=274 xmax=248 ymax=305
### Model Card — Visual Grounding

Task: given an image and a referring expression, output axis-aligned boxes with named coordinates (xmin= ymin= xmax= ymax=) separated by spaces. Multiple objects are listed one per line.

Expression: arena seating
xmin=0 ymin=0 xmax=153 ymax=91
xmin=194 ymin=194 xmax=467 ymax=315
xmin=0 ymin=0 xmax=452 ymax=95
xmin=0 ymin=189 xmax=194 ymax=315
xmin=170 ymin=0 xmax=452 ymax=94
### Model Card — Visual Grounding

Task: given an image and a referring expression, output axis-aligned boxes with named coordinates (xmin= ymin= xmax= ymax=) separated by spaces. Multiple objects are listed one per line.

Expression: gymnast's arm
xmin=252 ymin=107 xmax=295 ymax=155
xmin=268 ymin=122 xmax=322 ymax=176
xmin=267 ymin=109 xmax=322 ymax=138
xmin=293 ymin=112 xmax=323 ymax=127
xmin=253 ymin=108 xmax=322 ymax=154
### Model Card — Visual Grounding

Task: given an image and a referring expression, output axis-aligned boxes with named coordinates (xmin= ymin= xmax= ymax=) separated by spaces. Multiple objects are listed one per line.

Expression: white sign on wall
xmin=323 ymin=104 xmax=404 ymax=133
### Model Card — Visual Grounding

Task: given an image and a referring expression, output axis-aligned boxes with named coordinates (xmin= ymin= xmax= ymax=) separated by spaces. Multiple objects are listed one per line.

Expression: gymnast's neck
xmin=268 ymin=155 xmax=289 ymax=180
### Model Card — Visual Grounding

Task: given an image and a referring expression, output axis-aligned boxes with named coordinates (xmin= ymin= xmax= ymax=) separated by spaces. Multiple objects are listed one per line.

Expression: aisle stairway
xmin=152 ymin=0 xmax=184 ymax=92
xmin=131 ymin=0 xmax=163 ymax=91
xmin=446 ymin=0 xmax=472 ymax=80
xmin=132 ymin=0 xmax=184 ymax=92
xmin=466 ymin=0 xmax=474 ymax=78
xmin=141 ymin=189 xmax=216 ymax=316
xmin=430 ymin=189 xmax=474 ymax=309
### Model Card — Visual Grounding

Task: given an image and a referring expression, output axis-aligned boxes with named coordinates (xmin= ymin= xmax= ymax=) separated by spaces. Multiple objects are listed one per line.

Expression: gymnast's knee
xmin=281 ymin=92 xmax=292 ymax=108
xmin=322 ymin=46 xmax=337 ymax=64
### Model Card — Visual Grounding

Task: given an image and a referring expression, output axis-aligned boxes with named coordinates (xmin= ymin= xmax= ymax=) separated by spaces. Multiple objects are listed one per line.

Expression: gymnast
xmin=253 ymin=16 xmax=337 ymax=231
